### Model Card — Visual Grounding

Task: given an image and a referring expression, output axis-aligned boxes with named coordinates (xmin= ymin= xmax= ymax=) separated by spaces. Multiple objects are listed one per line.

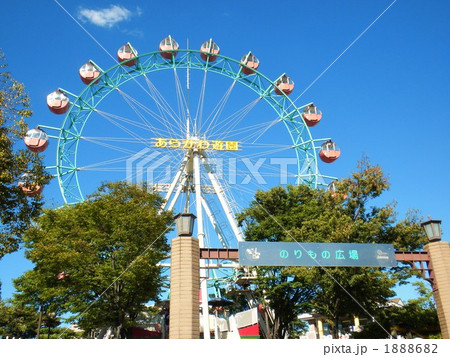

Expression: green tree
xmin=252 ymin=267 xmax=314 ymax=338
xmin=0 ymin=49 xmax=49 ymax=259
xmin=235 ymin=184 xmax=323 ymax=338
xmin=238 ymin=160 xmax=427 ymax=338
xmin=14 ymin=182 xmax=173 ymax=338
xmin=0 ymin=299 xmax=38 ymax=338
xmin=353 ymin=282 xmax=441 ymax=339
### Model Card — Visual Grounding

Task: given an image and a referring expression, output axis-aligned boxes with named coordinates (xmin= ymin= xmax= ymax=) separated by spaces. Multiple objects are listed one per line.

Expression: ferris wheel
xmin=23 ymin=35 xmax=340 ymax=335
xmin=27 ymin=36 xmax=340 ymax=205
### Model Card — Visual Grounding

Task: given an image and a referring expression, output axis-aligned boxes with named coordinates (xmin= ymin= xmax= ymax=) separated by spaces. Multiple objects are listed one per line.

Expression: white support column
xmin=193 ymin=151 xmax=210 ymax=339
xmin=166 ymin=176 xmax=187 ymax=211
xmin=161 ymin=155 xmax=189 ymax=211
xmin=201 ymin=195 xmax=228 ymax=248
xmin=201 ymin=155 xmax=244 ymax=242
xmin=193 ymin=152 xmax=205 ymax=246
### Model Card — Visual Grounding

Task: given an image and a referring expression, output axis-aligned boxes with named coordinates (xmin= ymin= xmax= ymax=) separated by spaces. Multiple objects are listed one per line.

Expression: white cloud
xmin=78 ymin=5 xmax=134 ymax=28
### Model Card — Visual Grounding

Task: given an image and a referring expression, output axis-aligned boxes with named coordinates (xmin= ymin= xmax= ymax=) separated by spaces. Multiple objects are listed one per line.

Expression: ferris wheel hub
xmin=186 ymin=133 xmax=205 ymax=140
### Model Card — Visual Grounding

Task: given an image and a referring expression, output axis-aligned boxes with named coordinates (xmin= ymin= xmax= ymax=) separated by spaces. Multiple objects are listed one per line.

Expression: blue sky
xmin=1 ymin=0 xmax=450 ymax=303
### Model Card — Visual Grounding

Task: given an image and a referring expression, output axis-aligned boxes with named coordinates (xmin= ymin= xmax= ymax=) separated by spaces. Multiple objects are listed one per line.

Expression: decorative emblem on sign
xmin=245 ymin=248 xmax=261 ymax=260
xmin=376 ymin=249 xmax=390 ymax=260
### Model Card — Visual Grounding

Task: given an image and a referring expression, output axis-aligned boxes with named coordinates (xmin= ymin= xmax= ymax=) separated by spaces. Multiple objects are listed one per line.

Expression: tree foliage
xmin=14 ymin=182 xmax=173 ymax=338
xmin=0 ymin=298 xmax=81 ymax=339
xmin=0 ymin=299 xmax=38 ymax=338
xmin=353 ymin=282 xmax=441 ymax=339
xmin=237 ymin=159 xmax=427 ymax=338
xmin=252 ymin=267 xmax=314 ymax=338
xmin=0 ymin=49 xmax=49 ymax=259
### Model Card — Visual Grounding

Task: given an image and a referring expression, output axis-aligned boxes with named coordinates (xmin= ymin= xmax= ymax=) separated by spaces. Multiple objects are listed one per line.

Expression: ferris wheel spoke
xmin=80 ymin=136 xmax=149 ymax=144
xmin=250 ymin=118 xmax=283 ymax=145
xmin=244 ymin=145 xmax=294 ymax=158
xmin=80 ymin=137 xmax=138 ymax=155
xmin=207 ymin=146 xmax=300 ymax=192
xmin=115 ymin=88 xmax=179 ymax=138
xmin=94 ymin=110 xmax=156 ymax=133
xmin=208 ymin=170 xmax=242 ymax=215
xmin=211 ymin=120 xmax=273 ymax=140
xmin=238 ymin=142 xmax=292 ymax=148
xmin=217 ymin=117 xmax=281 ymax=144
xmin=194 ymin=70 xmax=209 ymax=133
xmin=116 ymin=89 xmax=167 ymax=134
xmin=124 ymin=151 xmax=183 ymax=189
xmin=209 ymin=157 xmax=297 ymax=186
xmin=212 ymin=144 xmax=293 ymax=160
xmin=200 ymin=79 xmax=237 ymax=135
xmin=208 ymin=97 xmax=260 ymax=139
xmin=119 ymin=61 xmax=185 ymax=137
xmin=80 ymin=168 xmax=128 ymax=172
xmin=95 ymin=111 xmax=155 ymax=147
xmin=95 ymin=108 xmax=173 ymax=141
xmin=173 ymin=68 xmax=190 ymax=132
xmin=233 ymin=171 xmax=298 ymax=179
xmin=142 ymin=74 xmax=185 ymax=135
xmin=79 ymin=154 xmax=138 ymax=170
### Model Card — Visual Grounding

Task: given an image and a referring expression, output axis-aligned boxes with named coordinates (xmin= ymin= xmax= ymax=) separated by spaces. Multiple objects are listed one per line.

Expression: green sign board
xmin=238 ymin=242 xmax=397 ymax=267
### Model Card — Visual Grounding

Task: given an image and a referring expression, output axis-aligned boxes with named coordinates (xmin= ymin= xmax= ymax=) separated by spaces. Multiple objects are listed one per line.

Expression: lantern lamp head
xmin=174 ymin=212 xmax=196 ymax=237
xmin=421 ymin=219 xmax=442 ymax=242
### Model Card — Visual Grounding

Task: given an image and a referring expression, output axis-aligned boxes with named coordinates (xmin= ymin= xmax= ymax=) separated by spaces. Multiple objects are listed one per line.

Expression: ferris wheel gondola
xmin=159 ymin=36 xmax=179 ymax=59
xmin=24 ymin=127 xmax=49 ymax=153
xmin=117 ymin=43 xmax=138 ymax=67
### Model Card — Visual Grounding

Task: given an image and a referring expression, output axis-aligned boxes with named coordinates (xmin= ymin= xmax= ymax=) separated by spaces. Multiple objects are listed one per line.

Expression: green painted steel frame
xmin=54 ymin=49 xmax=326 ymax=204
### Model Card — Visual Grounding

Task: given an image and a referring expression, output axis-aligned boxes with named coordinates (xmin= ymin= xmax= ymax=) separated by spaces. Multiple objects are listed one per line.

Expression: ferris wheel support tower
xmin=160 ymin=138 xmax=245 ymax=338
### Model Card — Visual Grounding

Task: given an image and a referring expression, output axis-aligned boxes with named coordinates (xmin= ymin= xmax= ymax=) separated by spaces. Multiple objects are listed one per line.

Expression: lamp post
xmin=421 ymin=219 xmax=442 ymax=242
xmin=421 ymin=218 xmax=450 ymax=339
xmin=169 ymin=212 xmax=200 ymax=339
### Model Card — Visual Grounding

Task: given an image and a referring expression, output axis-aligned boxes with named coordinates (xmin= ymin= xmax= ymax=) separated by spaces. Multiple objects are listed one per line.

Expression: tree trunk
xmin=332 ymin=315 xmax=340 ymax=339
xmin=36 ymin=308 xmax=42 ymax=339
xmin=114 ymin=324 xmax=122 ymax=339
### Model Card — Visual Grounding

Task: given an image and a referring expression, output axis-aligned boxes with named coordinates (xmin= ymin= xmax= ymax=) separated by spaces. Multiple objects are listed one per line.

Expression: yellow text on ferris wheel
xmin=153 ymin=138 xmax=240 ymax=151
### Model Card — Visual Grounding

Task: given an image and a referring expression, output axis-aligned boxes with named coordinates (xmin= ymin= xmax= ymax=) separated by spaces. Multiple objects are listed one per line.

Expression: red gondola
xmin=328 ymin=180 xmax=337 ymax=193
xmin=159 ymin=36 xmax=179 ymax=59
xmin=240 ymin=52 xmax=259 ymax=75
xmin=200 ymin=39 xmax=220 ymax=62
xmin=274 ymin=74 xmax=294 ymax=95
xmin=319 ymin=140 xmax=340 ymax=163
xmin=47 ymin=90 xmax=70 ymax=114
xmin=24 ymin=127 xmax=49 ymax=153
xmin=328 ymin=180 xmax=348 ymax=199
xmin=18 ymin=173 xmax=43 ymax=197
xmin=79 ymin=61 xmax=101 ymax=85
xmin=57 ymin=271 xmax=70 ymax=280
xmin=302 ymin=104 xmax=322 ymax=127
xmin=117 ymin=43 xmax=138 ymax=66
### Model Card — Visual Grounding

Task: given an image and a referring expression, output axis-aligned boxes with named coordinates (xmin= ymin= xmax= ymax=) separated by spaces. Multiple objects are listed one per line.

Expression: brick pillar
xmin=169 ymin=236 xmax=200 ymax=339
xmin=424 ymin=241 xmax=450 ymax=339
